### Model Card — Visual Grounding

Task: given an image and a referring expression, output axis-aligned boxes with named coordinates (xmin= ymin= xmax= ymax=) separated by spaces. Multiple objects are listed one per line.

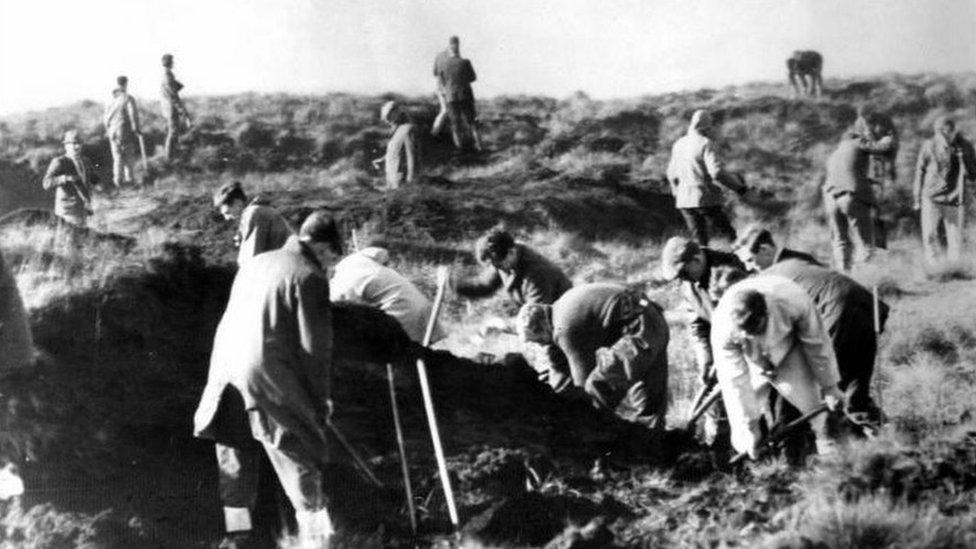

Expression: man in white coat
xmin=710 ymin=273 xmax=845 ymax=459
xmin=330 ymin=246 xmax=444 ymax=343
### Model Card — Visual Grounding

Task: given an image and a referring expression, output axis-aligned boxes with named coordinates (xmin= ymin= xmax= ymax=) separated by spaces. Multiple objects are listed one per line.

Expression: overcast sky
xmin=1 ymin=0 xmax=973 ymax=114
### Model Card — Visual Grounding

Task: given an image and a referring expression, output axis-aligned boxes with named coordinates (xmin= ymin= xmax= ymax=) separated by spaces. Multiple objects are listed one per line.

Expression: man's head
xmin=660 ymin=236 xmax=705 ymax=282
xmin=733 ymin=225 xmax=778 ymax=271
xmin=299 ymin=211 xmax=344 ymax=269
xmin=689 ymin=109 xmax=713 ymax=136
xmin=116 ymin=75 xmax=128 ymax=91
xmin=728 ymin=288 xmax=768 ymax=337
xmin=380 ymin=101 xmax=402 ymax=125
xmin=161 ymin=54 xmax=174 ymax=68
xmin=62 ymin=130 xmax=82 ymax=157
xmin=516 ymin=303 xmax=553 ymax=345
xmin=935 ymin=116 xmax=956 ymax=141
xmin=212 ymin=181 xmax=248 ymax=220
xmin=866 ymin=112 xmax=890 ymax=139
xmin=476 ymin=227 xmax=519 ymax=271
xmin=448 ymin=35 xmax=460 ymax=56
xmin=708 ymin=264 xmax=749 ymax=304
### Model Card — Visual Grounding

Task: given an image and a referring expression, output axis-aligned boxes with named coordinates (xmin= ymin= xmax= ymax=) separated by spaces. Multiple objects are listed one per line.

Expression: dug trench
xmin=0 ymin=234 xmax=703 ymax=548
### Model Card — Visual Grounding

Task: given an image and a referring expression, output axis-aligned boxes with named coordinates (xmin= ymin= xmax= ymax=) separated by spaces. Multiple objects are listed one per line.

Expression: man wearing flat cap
xmin=42 ymin=131 xmax=98 ymax=226
xmin=194 ymin=210 xmax=343 ymax=548
xmin=660 ymin=235 xmax=744 ymax=386
xmin=372 ymin=101 xmax=421 ymax=189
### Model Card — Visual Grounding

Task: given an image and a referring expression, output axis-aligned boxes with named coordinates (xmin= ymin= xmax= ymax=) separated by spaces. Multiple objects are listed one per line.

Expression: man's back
xmin=331 ymin=251 xmax=440 ymax=342
xmin=668 ymin=132 xmax=724 ymax=208
xmin=765 ymin=258 xmax=880 ymax=333
xmin=824 ymin=136 xmax=872 ymax=203
xmin=433 ymin=55 xmax=476 ymax=102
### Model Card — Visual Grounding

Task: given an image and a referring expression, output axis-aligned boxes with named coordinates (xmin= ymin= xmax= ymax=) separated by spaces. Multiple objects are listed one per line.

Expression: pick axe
xmin=137 ymin=134 xmax=157 ymax=186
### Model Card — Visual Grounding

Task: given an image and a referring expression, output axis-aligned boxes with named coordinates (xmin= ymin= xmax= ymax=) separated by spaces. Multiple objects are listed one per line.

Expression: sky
xmin=1 ymin=0 xmax=974 ymax=114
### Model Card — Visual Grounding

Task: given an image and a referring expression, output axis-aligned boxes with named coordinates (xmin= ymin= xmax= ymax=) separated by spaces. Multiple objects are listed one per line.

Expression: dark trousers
xmin=679 ymin=207 xmax=737 ymax=246
xmin=832 ymin=307 xmax=881 ymax=415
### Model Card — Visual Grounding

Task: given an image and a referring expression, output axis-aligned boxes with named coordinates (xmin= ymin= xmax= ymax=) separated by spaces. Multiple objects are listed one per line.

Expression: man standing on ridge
xmin=102 ymin=75 xmax=141 ymax=190
xmin=914 ymin=115 xmax=976 ymax=262
xmin=42 ymin=131 xmax=98 ymax=227
xmin=667 ymin=109 xmax=748 ymax=247
xmin=432 ymin=35 xmax=483 ymax=152
xmin=160 ymin=53 xmax=191 ymax=160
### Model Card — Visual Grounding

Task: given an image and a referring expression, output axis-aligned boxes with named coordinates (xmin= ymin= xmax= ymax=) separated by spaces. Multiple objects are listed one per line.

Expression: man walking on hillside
xmin=914 ymin=116 xmax=976 ymax=262
xmin=372 ymin=101 xmax=421 ymax=189
xmin=821 ymin=121 xmax=897 ymax=270
xmin=710 ymin=273 xmax=846 ymax=460
xmin=193 ymin=211 xmax=344 ymax=548
xmin=42 ymin=131 xmax=98 ymax=226
xmin=517 ymin=283 xmax=670 ymax=429
xmin=666 ymin=109 xmax=748 ymax=246
xmin=160 ymin=53 xmax=191 ymax=160
xmin=102 ymin=76 xmax=141 ymax=190
xmin=212 ymin=181 xmax=293 ymax=266
xmin=432 ymin=35 xmax=483 ymax=152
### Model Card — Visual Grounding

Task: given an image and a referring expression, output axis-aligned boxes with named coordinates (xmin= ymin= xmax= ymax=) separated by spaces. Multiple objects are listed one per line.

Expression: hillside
xmin=0 ymin=74 xmax=975 ymax=548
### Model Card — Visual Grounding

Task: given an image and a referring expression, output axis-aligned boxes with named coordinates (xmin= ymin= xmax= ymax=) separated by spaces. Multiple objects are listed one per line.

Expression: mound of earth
xmin=0 ymin=161 xmax=48 ymax=217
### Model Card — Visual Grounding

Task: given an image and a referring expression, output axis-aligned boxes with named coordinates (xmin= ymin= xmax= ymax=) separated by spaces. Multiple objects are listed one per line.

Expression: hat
xmin=212 ymin=181 xmax=247 ymax=208
xmin=359 ymin=247 xmax=390 ymax=265
xmin=380 ymin=101 xmax=398 ymax=123
xmin=659 ymin=236 xmax=701 ymax=281
xmin=476 ymin=227 xmax=516 ymax=263
xmin=299 ymin=210 xmax=343 ymax=254
xmin=62 ymin=130 xmax=81 ymax=145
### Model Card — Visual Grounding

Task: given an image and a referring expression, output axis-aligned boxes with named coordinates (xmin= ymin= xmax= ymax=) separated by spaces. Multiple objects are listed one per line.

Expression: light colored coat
xmin=194 ymin=236 xmax=333 ymax=460
xmin=330 ymin=248 xmax=444 ymax=343
xmin=666 ymin=112 xmax=744 ymax=208
xmin=102 ymin=91 xmax=141 ymax=143
xmin=711 ymin=274 xmax=840 ymax=454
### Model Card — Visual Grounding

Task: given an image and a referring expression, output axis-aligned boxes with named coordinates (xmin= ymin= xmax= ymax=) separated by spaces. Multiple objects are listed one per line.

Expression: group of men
xmin=40 ymin=53 xmax=191 ymax=227
xmin=668 ymin=106 xmax=976 ymax=267
xmin=373 ymin=35 xmax=483 ymax=189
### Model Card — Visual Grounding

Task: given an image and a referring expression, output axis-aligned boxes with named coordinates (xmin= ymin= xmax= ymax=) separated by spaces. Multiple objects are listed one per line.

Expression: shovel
xmin=729 ymin=403 xmax=830 ymax=465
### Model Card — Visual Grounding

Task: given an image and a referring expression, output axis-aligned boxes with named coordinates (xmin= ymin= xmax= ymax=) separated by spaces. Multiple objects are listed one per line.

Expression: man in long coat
xmin=194 ymin=211 xmax=343 ymax=548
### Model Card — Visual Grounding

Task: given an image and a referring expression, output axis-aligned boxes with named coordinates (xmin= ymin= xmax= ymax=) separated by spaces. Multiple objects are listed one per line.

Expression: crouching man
xmin=517 ymin=283 xmax=669 ymax=430
xmin=710 ymin=273 xmax=845 ymax=459
xmin=193 ymin=211 xmax=343 ymax=548
xmin=213 ymin=181 xmax=293 ymax=267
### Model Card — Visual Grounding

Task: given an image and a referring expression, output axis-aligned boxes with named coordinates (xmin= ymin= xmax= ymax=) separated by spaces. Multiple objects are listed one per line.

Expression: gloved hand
xmin=823 ymin=385 xmax=845 ymax=412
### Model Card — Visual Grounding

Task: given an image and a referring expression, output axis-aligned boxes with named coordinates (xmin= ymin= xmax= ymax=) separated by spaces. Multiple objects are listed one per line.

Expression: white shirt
xmin=330 ymin=249 xmax=444 ymax=343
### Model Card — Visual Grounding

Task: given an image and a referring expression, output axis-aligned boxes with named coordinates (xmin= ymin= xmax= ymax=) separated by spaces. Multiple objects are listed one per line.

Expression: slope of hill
xmin=0 ymin=74 xmax=975 ymax=548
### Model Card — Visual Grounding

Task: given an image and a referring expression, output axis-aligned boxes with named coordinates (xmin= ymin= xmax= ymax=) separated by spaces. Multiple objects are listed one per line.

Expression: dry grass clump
xmin=764 ymin=495 xmax=976 ymax=549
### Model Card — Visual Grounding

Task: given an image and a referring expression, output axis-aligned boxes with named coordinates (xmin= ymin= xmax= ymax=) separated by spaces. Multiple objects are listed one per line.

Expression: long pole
xmin=957 ymin=150 xmax=966 ymax=254
xmin=387 ymin=362 xmax=418 ymax=534
xmin=416 ymin=266 xmax=459 ymax=529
